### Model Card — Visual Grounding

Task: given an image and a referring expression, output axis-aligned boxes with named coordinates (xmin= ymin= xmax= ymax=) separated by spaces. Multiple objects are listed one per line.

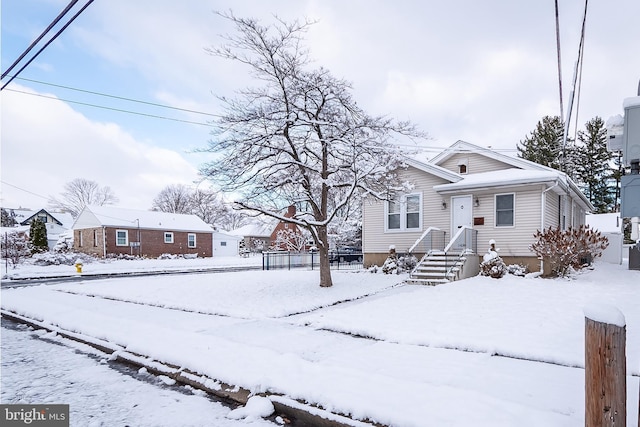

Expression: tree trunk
xmin=317 ymin=226 xmax=333 ymax=288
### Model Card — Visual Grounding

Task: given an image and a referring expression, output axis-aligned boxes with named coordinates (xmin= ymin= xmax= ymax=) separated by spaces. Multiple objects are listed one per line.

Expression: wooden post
xmin=585 ymin=307 xmax=626 ymax=427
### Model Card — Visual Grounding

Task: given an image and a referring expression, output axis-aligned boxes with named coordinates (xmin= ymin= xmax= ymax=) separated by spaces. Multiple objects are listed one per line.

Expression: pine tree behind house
xmin=574 ymin=117 xmax=615 ymax=213
xmin=517 ymin=116 xmax=565 ymax=170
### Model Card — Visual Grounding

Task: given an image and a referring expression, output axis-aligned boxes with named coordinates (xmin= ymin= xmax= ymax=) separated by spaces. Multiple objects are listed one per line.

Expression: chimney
xmin=286 ymin=205 xmax=296 ymax=218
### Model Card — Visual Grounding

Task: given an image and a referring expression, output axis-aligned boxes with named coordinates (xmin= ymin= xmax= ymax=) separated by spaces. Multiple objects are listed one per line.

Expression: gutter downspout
xmin=540 ymin=181 xmax=560 ymax=273
xmin=102 ymin=226 xmax=107 ymax=259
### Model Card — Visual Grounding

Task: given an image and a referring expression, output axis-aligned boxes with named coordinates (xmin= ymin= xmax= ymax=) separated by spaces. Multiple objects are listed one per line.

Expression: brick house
xmin=231 ymin=205 xmax=307 ymax=252
xmin=72 ymin=206 xmax=213 ymax=258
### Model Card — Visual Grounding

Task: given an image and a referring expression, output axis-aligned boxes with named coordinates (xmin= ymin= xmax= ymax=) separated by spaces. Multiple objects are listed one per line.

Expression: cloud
xmin=1 ymin=85 xmax=200 ymax=210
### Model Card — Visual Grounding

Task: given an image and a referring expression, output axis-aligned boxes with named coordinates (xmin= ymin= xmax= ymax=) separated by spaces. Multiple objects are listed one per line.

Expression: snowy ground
xmin=2 ymin=253 xmax=263 ymax=279
xmin=1 ymin=257 xmax=639 ymax=426
xmin=1 ymin=321 xmax=277 ymax=427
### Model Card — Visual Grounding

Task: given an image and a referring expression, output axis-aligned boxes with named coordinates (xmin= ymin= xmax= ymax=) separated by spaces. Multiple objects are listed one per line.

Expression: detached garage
xmin=212 ymin=231 xmax=242 ymax=257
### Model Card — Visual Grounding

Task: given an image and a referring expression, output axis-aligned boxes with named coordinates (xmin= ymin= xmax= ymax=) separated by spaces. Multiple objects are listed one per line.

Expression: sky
xmin=1 ymin=0 xmax=639 ymax=211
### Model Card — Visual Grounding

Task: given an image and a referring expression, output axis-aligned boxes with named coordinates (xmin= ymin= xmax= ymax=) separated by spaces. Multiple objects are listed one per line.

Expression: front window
xmin=187 ymin=233 xmax=196 ymax=248
xmin=387 ymin=200 xmax=401 ymax=230
xmin=386 ymin=193 xmax=422 ymax=232
xmin=495 ymin=194 xmax=514 ymax=227
xmin=116 ymin=229 xmax=128 ymax=246
xmin=164 ymin=232 xmax=174 ymax=244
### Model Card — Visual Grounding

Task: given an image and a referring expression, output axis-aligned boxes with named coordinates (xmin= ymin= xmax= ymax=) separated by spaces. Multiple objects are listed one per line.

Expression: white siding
xmin=438 ymin=153 xmax=514 ymax=175
xmin=473 ymin=188 xmax=542 ymax=257
xmin=363 ymin=166 xmax=450 ymax=253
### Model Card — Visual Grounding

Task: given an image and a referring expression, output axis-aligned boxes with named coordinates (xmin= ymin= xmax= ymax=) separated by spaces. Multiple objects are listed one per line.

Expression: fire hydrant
xmin=74 ymin=260 xmax=83 ymax=273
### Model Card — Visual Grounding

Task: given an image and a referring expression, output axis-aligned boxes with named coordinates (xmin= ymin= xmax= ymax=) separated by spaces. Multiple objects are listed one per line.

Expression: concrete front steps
xmin=407 ymin=251 xmax=467 ymax=285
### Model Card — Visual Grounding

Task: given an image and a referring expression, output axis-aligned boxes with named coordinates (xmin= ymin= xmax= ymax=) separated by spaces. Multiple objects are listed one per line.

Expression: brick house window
xmin=93 ymin=230 xmax=98 ymax=247
xmin=187 ymin=233 xmax=196 ymax=248
xmin=116 ymin=230 xmax=128 ymax=246
xmin=77 ymin=230 xmax=83 ymax=247
xmin=164 ymin=232 xmax=174 ymax=244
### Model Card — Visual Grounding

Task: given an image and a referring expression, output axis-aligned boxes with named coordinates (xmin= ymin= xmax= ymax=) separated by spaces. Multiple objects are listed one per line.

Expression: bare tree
xmin=201 ymin=13 xmax=423 ymax=287
xmin=190 ymin=188 xmax=228 ymax=225
xmin=49 ymin=178 xmax=118 ymax=217
xmin=152 ymin=184 xmax=193 ymax=214
xmin=217 ymin=207 xmax=251 ymax=231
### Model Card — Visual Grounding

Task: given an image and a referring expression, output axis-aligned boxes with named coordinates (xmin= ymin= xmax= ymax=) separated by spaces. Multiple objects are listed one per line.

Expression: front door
xmin=451 ymin=196 xmax=473 ymax=251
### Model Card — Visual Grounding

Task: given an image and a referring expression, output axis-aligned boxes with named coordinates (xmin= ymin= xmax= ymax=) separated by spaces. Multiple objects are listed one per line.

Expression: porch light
xmin=442 ymin=200 xmax=447 ymax=209
xmin=474 ymin=197 xmax=480 ymax=207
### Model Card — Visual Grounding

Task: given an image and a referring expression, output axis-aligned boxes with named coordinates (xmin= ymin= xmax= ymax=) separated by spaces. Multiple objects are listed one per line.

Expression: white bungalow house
xmin=18 ymin=208 xmax=74 ymax=251
xmin=362 ymin=140 xmax=594 ymax=282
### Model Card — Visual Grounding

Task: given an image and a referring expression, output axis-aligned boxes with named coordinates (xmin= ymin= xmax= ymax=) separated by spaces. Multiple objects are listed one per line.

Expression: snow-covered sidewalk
xmin=2 ymin=264 xmax=639 ymax=426
xmin=1 ymin=321 xmax=278 ymax=427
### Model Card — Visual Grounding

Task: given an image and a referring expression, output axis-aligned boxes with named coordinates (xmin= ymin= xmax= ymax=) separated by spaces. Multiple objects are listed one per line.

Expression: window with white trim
xmin=495 ymin=193 xmax=514 ymax=227
xmin=385 ymin=193 xmax=422 ymax=231
xmin=164 ymin=232 xmax=174 ymax=244
xmin=187 ymin=233 xmax=196 ymax=248
xmin=116 ymin=229 xmax=128 ymax=246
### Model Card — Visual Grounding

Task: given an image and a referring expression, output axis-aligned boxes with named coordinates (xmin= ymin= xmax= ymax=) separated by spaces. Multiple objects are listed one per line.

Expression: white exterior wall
xmin=438 ymin=152 xmax=513 ymax=174
xmin=213 ymin=232 xmax=241 ymax=257
xmin=472 ymin=187 xmax=542 ymax=257
xmin=363 ymin=166 xmax=450 ymax=254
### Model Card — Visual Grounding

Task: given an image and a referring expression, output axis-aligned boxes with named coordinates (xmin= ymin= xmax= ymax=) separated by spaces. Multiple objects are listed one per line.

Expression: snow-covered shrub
xmin=507 ymin=264 xmax=528 ymax=277
xmin=397 ymin=254 xmax=418 ymax=272
xmin=1 ymin=231 xmax=30 ymax=268
xmin=530 ymin=225 xmax=609 ymax=277
xmin=158 ymin=253 xmax=178 ymax=260
xmin=31 ymin=251 xmax=96 ymax=266
xmin=480 ymin=256 xmax=506 ymax=278
xmin=381 ymin=246 xmax=399 ymax=274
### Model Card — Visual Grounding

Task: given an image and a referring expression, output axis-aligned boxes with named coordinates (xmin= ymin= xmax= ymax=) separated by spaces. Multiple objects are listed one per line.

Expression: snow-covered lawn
xmin=2 ymin=253 xmax=263 ymax=279
xmin=1 ymin=259 xmax=639 ymax=426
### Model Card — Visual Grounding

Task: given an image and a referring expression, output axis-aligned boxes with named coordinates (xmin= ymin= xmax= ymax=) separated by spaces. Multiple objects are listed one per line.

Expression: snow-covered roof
xmin=403 ymin=158 xmax=462 ymax=183
xmin=73 ymin=206 xmax=213 ymax=233
xmin=623 ymin=96 xmax=640 ymax=108
xmin=429 ymin=140 xmax=555 ymax=172
xmin=433 ymin=169 xmax=561 ymax=192
xmin=586 ymin=213 xmax=623 ymax=233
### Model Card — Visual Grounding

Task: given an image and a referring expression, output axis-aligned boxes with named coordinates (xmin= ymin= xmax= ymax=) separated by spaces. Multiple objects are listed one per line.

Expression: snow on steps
xmin=406 ymin=251 xmax=467 ymax=286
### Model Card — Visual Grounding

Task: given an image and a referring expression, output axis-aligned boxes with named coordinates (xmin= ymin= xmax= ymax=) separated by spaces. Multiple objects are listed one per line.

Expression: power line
xmin=13 ymin=76 xmax=220 ymax=118
xmin=1 ymin=181 xmax=51 ymax=201
xmin=1 ymin=0 xmax=80 ymax=80
xmin=1 ymin=0 xmax=95 ymax=91
xmin=5 ymin=88 xmax=215 ymax=127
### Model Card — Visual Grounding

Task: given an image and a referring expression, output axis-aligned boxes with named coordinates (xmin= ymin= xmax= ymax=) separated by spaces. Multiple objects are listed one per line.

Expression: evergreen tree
xmin=29 ymin=219 xmax=48 ymax=253
xmin=574 ymin=117 xmax=614 ymax=213
xmin=1 ymin=208 xmax=17 ymax=227
xmin=517 ymin=116 xmax=564 ymax=169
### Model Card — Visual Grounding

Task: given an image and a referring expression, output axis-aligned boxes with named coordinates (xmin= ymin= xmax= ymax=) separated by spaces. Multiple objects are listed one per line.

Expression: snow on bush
xmin=30 ymin=252 xmax=96 ymax=266
xmin=1 ymin=230 xmax=30 ymax=268
xmin=480 ymin=256 xmax=507 ymax=278
xmin=529 ymin=225 xmax=609 ymax=277
xmin=506 ymin=264 xmax=528 ymax=277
